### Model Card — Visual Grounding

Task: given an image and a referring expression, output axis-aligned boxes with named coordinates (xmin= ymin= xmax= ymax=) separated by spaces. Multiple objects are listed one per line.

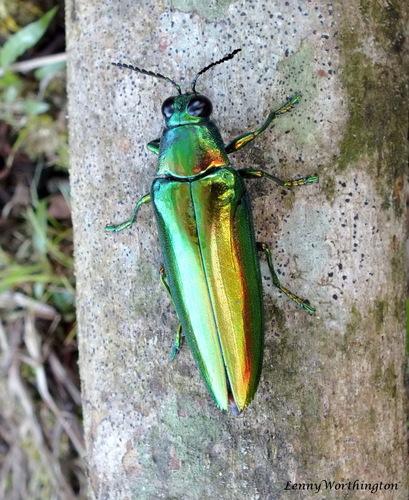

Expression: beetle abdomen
xmin=152 ymin=167 xmax=263 ymax=412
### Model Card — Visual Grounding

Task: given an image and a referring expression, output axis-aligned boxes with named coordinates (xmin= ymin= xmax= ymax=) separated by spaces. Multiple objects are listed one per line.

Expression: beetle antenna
xmin=112 ymin=62 xmax=182 ymax=95
xmin=191 ymin=48 xmax=241 ymax=93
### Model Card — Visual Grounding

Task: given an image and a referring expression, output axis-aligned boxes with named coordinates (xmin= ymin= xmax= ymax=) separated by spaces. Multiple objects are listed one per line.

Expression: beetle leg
xmin=170 ymin=324 xmax=183 ymax=361
xmin=257 ymin=242 xmax=315 ymax=313
xmin=225 ymin=94 xmax=301 ymax=153
xmin=105 ymin=193 xmax=151 ymax=232
xmin=238 ymin=168 xmax=318 ymax=186
xmin=159 ymin=267 xmax=184 ymax=359
xmin=147 ymin=138 xmax=160 ymax=154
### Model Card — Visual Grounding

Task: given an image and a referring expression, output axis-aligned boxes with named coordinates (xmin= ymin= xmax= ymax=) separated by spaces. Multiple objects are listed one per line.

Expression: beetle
xmin=106 ymin=49 xmax=318 ymax=414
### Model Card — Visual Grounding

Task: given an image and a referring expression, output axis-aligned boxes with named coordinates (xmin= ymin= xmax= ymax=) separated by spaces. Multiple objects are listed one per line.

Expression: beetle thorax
xmin=156 ymin=120 xmax=230 ymax=178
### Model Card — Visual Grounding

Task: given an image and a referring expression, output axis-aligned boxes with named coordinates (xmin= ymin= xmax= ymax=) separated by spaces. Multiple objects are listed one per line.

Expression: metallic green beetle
xmin=106 ymin=49 xmax=318 ymax=414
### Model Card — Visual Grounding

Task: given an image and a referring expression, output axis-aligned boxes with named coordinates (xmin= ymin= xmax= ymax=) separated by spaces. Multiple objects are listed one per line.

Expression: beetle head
xmin=160 ymin=93 xmax=213 ymax=127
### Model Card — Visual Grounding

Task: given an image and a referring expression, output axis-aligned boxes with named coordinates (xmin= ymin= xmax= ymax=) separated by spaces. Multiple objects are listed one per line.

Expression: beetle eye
xmin=161 ymin=97 xmax=175 ymax=118
xmin=187 ymin=95 xmax=213 ymax=117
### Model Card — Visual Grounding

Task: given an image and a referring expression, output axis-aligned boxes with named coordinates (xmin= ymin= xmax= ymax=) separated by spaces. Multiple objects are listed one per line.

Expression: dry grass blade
xmin=0 ymin=291 xmax=56 ymax=317
xmin=24 ymin=315 xmax=85 ymax=457
xmin=7 ymin=358 xmax=76 ymax=499
xmin=0 ymin=293 xmax=85 ymax=499
xmin=48 ymin=351 xmax=81 ymax=406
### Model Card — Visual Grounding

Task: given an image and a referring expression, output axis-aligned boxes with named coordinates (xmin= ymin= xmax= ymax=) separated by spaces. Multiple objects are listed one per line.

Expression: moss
xmin=368 ymin=405 xmax=376 ymax=426
xmin=406 ymin=298 xmax=409 ymax=355
xmin=342 ymin=305 xmax=361 ymax=353
xmin=276 ymin=41 xmax=320 ymax=144
xmin=359 ymin=0 xmax=405 ymax=54
xmin=383 ymin=365 xmax=397 ymax=398
xmin=373 ymin=299 xmax=387 ymax=332
xmin=270 ymin=302 xmax=287 ymax=333
xmin=339 ymin=3 xmax=408 ymax=218
xmin=277 ymin=41 xmax=318 ymax=99
xmin=373 ymin=365 xmax=383 ymax=385
xmin=338 ymin=53 xmax=407 ymax=175
xmin=392 ymin=295 xmax=407 ymax=326
xmin=321 ymin=176 xmax=336 ymax=204
xmin=390 ymin=242 xmax=407 ymax=292
xmin=129 ymin=396 xmax=226 ymax=499
xmin=380 ymin=196 xmax=391 ymax=211
xmin=297 ymin=391 xmax=329 ymax=470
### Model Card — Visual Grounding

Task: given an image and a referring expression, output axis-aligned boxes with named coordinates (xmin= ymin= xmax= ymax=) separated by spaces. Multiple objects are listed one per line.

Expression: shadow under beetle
xmin=106 ymin=49 xmax=318 ymax=414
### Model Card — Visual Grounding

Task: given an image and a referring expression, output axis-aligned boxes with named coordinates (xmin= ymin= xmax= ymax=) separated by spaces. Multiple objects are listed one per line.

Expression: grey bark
xmin=66 ymin=1 xmax=408 ymax=499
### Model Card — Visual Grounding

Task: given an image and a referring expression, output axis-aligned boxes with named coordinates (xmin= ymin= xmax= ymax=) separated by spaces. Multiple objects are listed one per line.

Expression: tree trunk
xmin=66 ymin=1 xmax=408 ymax=498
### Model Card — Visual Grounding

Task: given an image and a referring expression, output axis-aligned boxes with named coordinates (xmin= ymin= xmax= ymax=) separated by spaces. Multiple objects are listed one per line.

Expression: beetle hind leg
xmin=257 ymin=242 xmax=315 ymax=313
xmin=159 ymin=268 xmax=184 ymax=358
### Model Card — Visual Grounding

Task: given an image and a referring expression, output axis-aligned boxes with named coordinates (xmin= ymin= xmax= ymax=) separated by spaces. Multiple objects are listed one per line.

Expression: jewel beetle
xmin=106 ymin=49 xmax=318 ymax=414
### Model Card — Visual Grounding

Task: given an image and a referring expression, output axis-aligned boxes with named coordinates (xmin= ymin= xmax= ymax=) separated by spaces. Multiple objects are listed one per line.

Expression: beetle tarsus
xmin=170 ymin=324 xmax=183 ymax=360
xmin=105 ymin=220 xmax=133 ymax=232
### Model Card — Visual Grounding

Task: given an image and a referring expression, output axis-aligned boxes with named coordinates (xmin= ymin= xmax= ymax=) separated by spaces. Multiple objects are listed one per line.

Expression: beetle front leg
xmin=105 ymin=193 xmax=151 ymax=232
xmin=225 ymin=94 xmax=301 ymax=153
xmin=257 ymin=242 xmax=315 ymax=313
xmin=159 ymin=267 xmax=184 ymax=359
xmin=239 ymin=168 xmax=318 ymax=186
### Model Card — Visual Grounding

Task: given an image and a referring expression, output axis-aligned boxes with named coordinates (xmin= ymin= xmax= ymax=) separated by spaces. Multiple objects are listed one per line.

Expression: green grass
xmin=0 ymin=4 xmax=85 ymax=498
